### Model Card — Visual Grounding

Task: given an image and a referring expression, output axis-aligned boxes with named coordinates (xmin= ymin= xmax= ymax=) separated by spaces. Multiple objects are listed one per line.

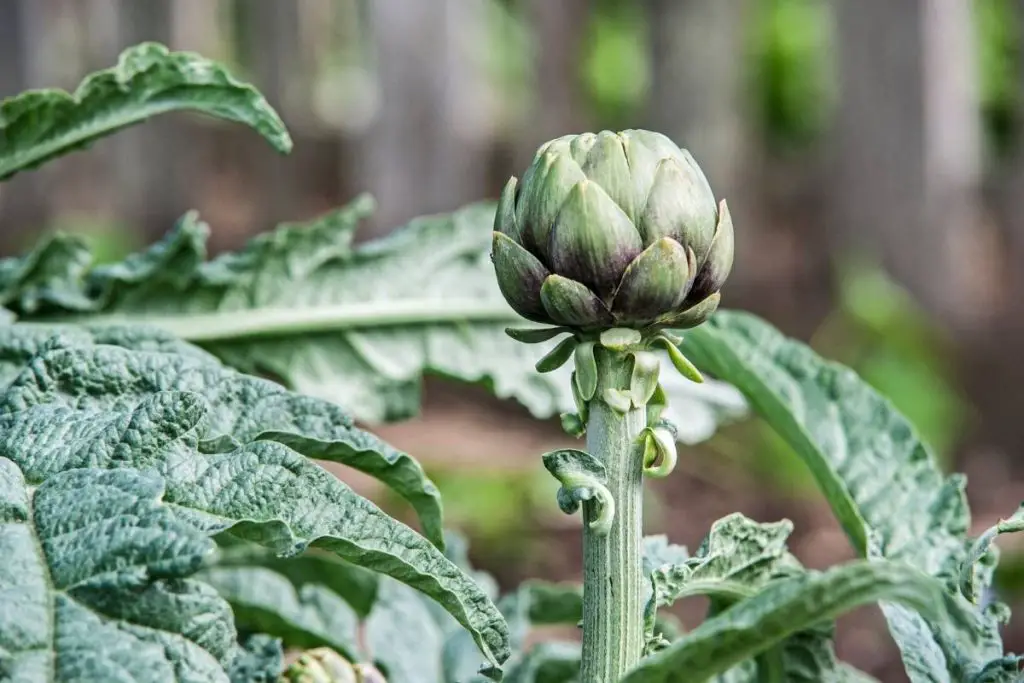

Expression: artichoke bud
xmin=279 ymin=648 xmax=358 ymax=683
xmin=492 ymin=130 xmax=733 ymax=332
xmin=354 ymin=663 xmax=388 ymax=683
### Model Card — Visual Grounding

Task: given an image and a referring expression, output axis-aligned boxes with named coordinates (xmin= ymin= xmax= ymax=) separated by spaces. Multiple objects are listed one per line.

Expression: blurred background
xmin=1 ymin=0 xmax=1023 ymax=678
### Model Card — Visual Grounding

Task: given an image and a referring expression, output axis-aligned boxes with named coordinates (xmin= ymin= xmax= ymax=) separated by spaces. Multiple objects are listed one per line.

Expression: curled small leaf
xmin=505 ymin=326 xmax=572 ymax=344
xmin=630 ymin=351 xmax=661 ymax=407
xmin=642 ymin=425 xmax=678 ymax=478
xmin=960 ymin=503 xmax=1024 ymax=604
xmin=561 ymin=412 xmax=586 ymax=438
xmin=542 ymin=449 xmax=615 ymax=535
xmin=535 ymin=336 xmax=577 ymax=373
xmin=599 ymin=327 xmax=642 ymax=350
xmin=573 ymin=341 xmax=599 ymax=401
xmin=602 ymin=388 xmax=634 ymax=414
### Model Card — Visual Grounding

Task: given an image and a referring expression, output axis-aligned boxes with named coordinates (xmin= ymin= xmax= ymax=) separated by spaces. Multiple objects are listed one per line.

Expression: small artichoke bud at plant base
xmin=492 ymin=129 xmax=733 ymax=331
xmin=280 ymin=648 xmax=358 ymax=683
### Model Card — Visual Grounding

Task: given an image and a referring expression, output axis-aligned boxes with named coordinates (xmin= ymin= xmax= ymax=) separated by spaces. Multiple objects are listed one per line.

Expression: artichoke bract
xmin=492 ymin=130 xmax=732 ymax=331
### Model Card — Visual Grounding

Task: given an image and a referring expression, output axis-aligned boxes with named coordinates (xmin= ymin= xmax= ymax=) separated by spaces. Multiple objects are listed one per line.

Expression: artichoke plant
xmin=492 ymin=130 xmax=732 ymax=332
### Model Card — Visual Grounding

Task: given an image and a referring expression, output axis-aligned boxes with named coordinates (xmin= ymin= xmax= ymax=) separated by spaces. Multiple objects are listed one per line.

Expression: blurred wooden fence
xmin=2 ymin=0 xmax=1024 ymax=453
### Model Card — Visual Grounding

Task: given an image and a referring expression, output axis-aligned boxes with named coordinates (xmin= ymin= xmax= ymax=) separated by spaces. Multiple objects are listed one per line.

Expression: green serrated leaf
xmin=0 ymin=462 xmax=241 ymax=682
xmin=0 ymin=42 xmax=291 ymax=181
xmin=623 ymin=561 xmax=959 ymax=683
xmin=648 ymin=514 xmax=796 ymax=612
xmin=642 ymin=517 xmax=871 ymax=681
xmin=0 ymin=335 xmax=510 ymax=670
xmin=2 ymin=202 xmax=744 ymax=446
xmin=684 ymin=312 xmax=1018 ymax=680
xmin=0 ymin=324 xmax=445 ymax=549
xmin=642 ymin=535 xmax=689 ymax=574
xmin=197 ymin=565 xmax=360 ymax=661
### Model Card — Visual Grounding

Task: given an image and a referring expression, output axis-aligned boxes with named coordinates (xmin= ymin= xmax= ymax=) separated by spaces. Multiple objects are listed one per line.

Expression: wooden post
xmin=0 ymin=0 xmax=49 ymax=253
xmin=829 ymin=0 xmax=983 ymax=329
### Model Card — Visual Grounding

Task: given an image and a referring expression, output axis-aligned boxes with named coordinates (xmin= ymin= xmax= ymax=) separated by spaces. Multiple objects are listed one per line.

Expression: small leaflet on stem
xmin=542 ymin=448 xmax=615 ymax=536
xmin=561 ymin=412 xmax=585 ymax=438
xmin=574 ymin=341 xmax=599 ymax=401
xmin=629 ymin=351 xmax=661 ymax=407
xmin=505 ymin=326 xmax=571 ymax=344
xmin=570 ymin=371 xmax=590 ymax=425
xmin=602 ymin=388 xmax=634 ymax=414
xmin=650 ymin=333 xmax=704 ymax=383
xmin=535 ymin=336 xmax=577 ymax=373
xmin=599 ymin=327 xmax=642 ymax=351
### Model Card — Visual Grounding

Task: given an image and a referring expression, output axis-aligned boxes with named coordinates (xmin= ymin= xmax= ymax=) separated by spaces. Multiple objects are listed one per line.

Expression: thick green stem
xmin=581 ymin=347 xmax=646 ymax=683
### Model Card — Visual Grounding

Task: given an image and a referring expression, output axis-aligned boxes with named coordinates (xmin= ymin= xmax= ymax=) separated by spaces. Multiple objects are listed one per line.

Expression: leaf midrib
xmin=49 ymin=299 xmax=521 ymax=342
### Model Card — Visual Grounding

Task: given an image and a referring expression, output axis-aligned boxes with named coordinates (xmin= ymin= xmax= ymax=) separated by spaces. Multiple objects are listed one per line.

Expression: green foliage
xmin=583 ymin=2 xmax=649 ymax=124
xmin=0 ymin=322 xmax=445 ymax=548
xmin=0 ymin=327 xmax=510 ymax=677
xmin=747 ymin=0 xmax=1015 ymax=150
xmin=198 ymin=564 xmax=361 ymax=661
xmin=0 ymin=464 xmax=271 ymax=682
xmin=749 ymin=0 xmax=834 ymax=148
xmin=642 ymin=515 xmax=876 ymax=681
xmin=0 ymin=42 xmax=291 ymax=181
xmin=975 ymin=0 xmax=1019 ymax=155
xmin=627 ymin=560 xmax=962 ymax=683
xmin=684 ymin=312 xmax=1022 ymax=681
xmin=818 ymin=260 xmax=967 ymax=458
xmin=1 ymin=35 xmax=1019 ymax=683
xmin=0 ymin=198 xmax=745 ymax=445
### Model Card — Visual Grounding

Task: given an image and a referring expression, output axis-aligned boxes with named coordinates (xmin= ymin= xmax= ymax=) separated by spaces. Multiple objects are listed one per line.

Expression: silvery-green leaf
xmin=642 ymin=516 xmax=870 ymax=681
xmin=197 ymin=565 xmax=360 ymax=661
xmin=0 ymin=323 xmax=444 ymax=549
xmin=227 ymin=634 xmax=285 ymax=683
xmin=211 ymin=535 xmax=379 ymax=619
xmin=0 ymin=462 xmax=250 ymax=682
xmin=2 ymin=202 xmax=743 ymax=445
xmin=647 ymin=514 xmax=796 ymax=613
xmin=684 ymin=311 xmax=1020 ymax=680
xmin=364 ymin=579 xmax=447 ymax=683
xmin=0 ymin=42 xmax=290 ymax=181
xmin=622 ymin=561 xmax=963 ymax=683
xmin=0 ymin=334 xmax=510 ymax=670
xmin=642 ymin=535 xmax=689 ymax=575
